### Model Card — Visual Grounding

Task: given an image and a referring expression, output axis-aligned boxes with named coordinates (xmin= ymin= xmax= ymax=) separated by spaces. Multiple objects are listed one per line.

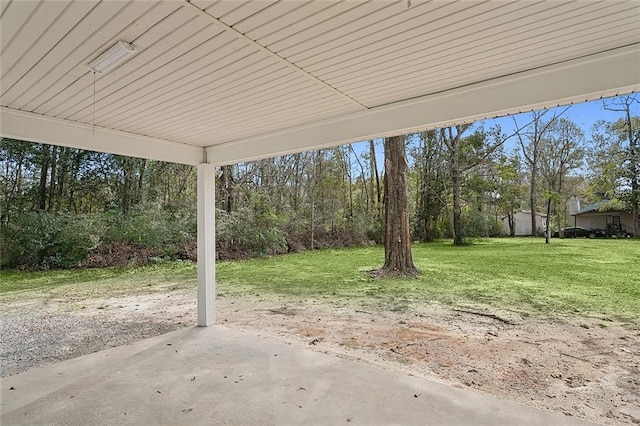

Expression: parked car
xmin=560 ymin=227 xmax=606 ymax=238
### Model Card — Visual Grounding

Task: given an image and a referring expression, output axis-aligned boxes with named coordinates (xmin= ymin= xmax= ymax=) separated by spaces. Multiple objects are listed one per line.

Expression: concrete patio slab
xmin=1 ymin=325 xmax=592 ymax=425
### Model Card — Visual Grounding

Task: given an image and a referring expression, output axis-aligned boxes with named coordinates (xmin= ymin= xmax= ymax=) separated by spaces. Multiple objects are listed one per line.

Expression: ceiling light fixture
xmin=88 ymin=41 xmax=136 ymax=74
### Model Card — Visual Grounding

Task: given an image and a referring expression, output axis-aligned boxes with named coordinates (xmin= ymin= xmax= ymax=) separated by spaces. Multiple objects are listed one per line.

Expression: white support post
xmin=197 ymin=163 xmax=215 ymax=326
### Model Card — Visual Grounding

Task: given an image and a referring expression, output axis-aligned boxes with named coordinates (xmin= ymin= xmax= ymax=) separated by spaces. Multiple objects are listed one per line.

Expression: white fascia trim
xmin=0 ymin=107 xmax=204 ymax=166
xmin=205 ymin=44 xmax=640 ymax=166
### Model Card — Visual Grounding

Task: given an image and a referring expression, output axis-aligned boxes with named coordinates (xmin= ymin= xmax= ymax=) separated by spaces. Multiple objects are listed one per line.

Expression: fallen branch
xmin=452 ymin=308 xmax=516 ymax=325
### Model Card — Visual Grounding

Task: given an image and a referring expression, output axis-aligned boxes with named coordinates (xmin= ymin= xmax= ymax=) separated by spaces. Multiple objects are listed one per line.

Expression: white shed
xmin=502 ymin=210 xmax=548 ymax=236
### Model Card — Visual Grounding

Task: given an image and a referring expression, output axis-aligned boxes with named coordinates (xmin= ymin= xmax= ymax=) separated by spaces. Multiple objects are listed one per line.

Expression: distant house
xmin=501 ymin=210 xmax=547 ymax=236
xmin=571 ymin=202 xmax=635 ymax=237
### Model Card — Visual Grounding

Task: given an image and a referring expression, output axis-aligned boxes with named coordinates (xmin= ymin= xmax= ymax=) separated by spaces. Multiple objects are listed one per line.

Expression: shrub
xmin=461 ymin=210 xmax=502 ymax=238
xmin=216 ymin=193 xmax=287 ymax=259
xmin=1 ymin=212 xmax=97 ymax=269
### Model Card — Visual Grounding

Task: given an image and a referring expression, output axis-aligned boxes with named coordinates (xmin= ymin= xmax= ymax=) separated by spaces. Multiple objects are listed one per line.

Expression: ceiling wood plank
xmin=334 ymin=12 xmax=639 ymax=96
xmin=351 ymin=24 xmax=640 ymax=107
xmin=0 ymin=0 xmax=14 ymax=18
xmin=181 ymin=0 xmax=367 ymax=110
xmin=103 ymin=55 xmax=286 ymax=130
xmin=88 ymin=47 xmax=261 ymax=126
xmin=279 ymin=1 xmax=465 ymax=64
xmin=72 ymin=37 xmax=249 ymax=124
xmin=30 ymin=1 xmax=186 ymax=115
xmin=119 ymin=69 xmax=309 ymax=135
xmin=201 ymin=0 xmax=247 ymax=20
xmin=1 ymin=1 xmax=98 ymax=95
xmin=151 ymin=85 xmax=346 ymax=139
xmin=3 ymin=1 xmax=129 ymax=106
xmin=217 ymin=0 xmax=280 ymax=27
xmin=3 ymin=1 xmax=157 ymax=109
xmin=122 ymin=72 xmax=327 ymax=136
xmin=314 ymin=1 xmax=565 ymax=81
xmin=240 ymin=1 xmax=359 ymax=46
xmin=0 ymin=1 xmax=69 ymax=77
xmin=185 ymin=99 xmax=357 ymax=145
xmin=300 ymin=2 xmax=521 ymax=72
xmin=0 ymin=0 xmax=40 ymax=56
xmin=46 ymin=9 xmax=222 ymax=119
xmin=315 ymin=1 xmax=624 ymax=81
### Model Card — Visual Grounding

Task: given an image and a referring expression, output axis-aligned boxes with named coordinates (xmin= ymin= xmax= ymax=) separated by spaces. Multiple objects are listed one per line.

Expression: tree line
xmin=1 ymin=96 xmax=637 ymax=270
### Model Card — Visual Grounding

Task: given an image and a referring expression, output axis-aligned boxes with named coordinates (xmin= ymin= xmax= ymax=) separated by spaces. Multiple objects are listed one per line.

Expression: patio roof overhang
xmin=1 ymin=0 xmax=639 ymax=166
xmin=2 ymin=0 xmax=640 ymax=325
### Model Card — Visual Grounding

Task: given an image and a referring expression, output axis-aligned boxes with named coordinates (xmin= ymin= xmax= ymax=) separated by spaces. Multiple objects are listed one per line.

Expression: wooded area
xmin=1 ymin=96 xmax=638 ymax=269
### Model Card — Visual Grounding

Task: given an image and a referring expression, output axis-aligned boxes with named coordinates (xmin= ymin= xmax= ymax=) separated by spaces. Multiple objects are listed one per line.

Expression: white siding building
xmin=501 ymin=210 xmax=548 ymax=236
xmin=572 ymin=203 xmax=636 ymax=237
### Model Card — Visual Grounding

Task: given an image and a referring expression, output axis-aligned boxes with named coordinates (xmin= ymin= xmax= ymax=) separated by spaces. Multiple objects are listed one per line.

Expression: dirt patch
xmin=217 ymin=294 xmax=640 ymax=425
xmin=2 ymin=290 xmax=638 ymax=424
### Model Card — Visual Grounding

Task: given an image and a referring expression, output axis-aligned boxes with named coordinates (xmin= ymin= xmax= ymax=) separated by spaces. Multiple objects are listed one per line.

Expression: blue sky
xmin=488 ymin=95 xmax=639 ymax=155
xmin=492 ymin=96 xmax=637 ymax=140
xmin=350 ymin=94 xmax=638 ymax=173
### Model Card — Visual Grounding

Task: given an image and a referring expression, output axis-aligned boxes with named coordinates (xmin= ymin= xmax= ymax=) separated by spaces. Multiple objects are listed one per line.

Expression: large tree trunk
xmin=56 ymin=147 xmax=71 ymax=211
xmin=380 ymin=136 xmax=418 ymax=277
xmin=121 ymin=157 xmax=133 ymax=215
xmin=47 ymin=146 xmax=58 ymax=213
xmin=545 ymin=197 xmax=552 ymax=244
xmin=514 ymin=111 xmax=553 ymax=237
xmin=447 ymin=127 xmax=466 ymax=246
xmin=507 ymin=212 xmax=515 ymax=237
xmin=416 ymin=130 xmax=446 ymax=242
xmin=344 ymin=147 xmax=353 ymax=218
xmin=219 ymin=164 xmax=233 ymax=213
xmin=529 ymin=164 xmax=538 ymax=236
xmin=137 ymin=158 xmax=146 ymax=205
xmin=369 ymin=140 xmax=382 ymax=217
xmin=423 ymin=216 xmax=434 ymax=242
xmin=36 ymin=146 xmax=51 ymax=211
xmin=293 ymin=153 xmax=301 ymax=211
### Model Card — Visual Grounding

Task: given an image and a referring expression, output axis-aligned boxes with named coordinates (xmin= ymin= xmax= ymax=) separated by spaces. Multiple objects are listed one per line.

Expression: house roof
xmin=1 ymin=0 xmax=639 ymax=166
xmin=574 ymin=202 xmax=606 ymax=215
xmin=573 ymin=201 xmax=628 ymax=216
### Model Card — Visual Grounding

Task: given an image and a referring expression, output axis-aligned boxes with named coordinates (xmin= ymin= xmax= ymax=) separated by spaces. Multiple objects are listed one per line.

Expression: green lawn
xmin=2 ymin=238 xmax=639 ymax=322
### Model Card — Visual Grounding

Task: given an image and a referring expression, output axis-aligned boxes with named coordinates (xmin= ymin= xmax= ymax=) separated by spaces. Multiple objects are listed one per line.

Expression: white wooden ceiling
xmin=1 ymin=0 xmax=639 ymax=165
